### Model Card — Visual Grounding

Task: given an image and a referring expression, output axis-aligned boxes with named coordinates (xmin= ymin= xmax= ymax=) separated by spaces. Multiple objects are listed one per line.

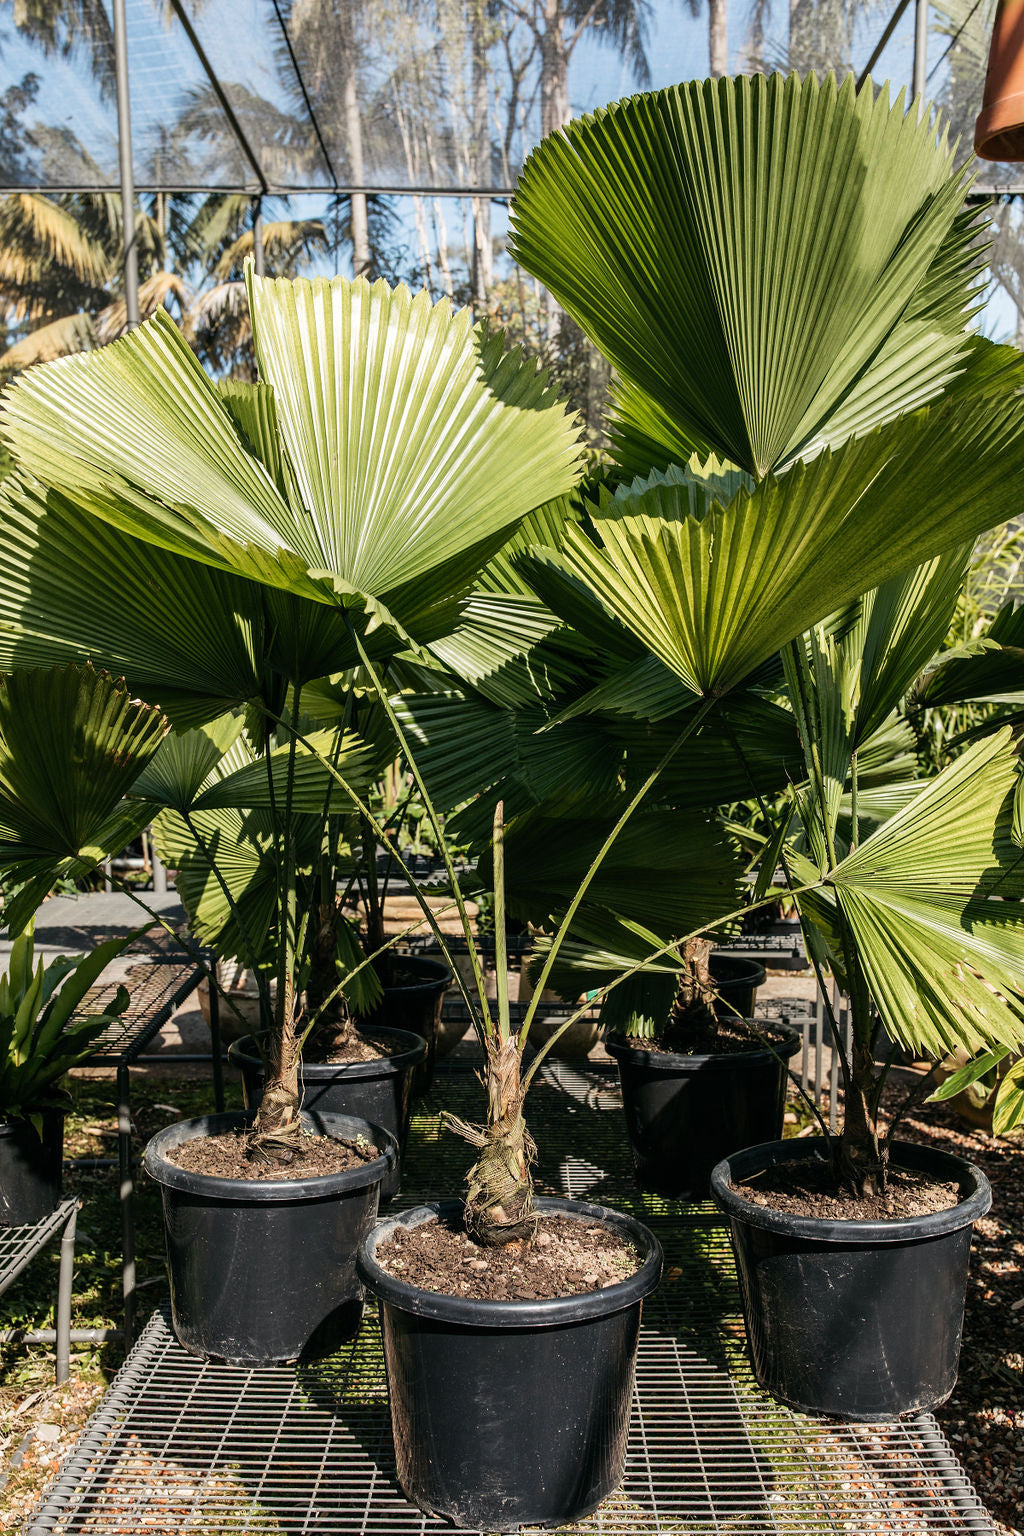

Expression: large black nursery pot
xmin=358 ymin=1197 xmax=663 ymax=1532
xmin=711 ymin=1138 xmax=992 ymax=1420
xmin=0 ymin=1108 xmax=64 ymax=1226
xmin=145 ymin=1109 xmax=397 ymax=1365
xmin=364 ymin=955 xmax=451 ymax=1090
xmin=607 ymin=1024 xmax=800 ymax=1200
xmin=228 ymin=1026 xmax=426 ymax=1201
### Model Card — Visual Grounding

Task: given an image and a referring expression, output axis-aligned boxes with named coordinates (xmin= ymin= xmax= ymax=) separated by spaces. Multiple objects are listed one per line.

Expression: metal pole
xmin=55 ymin=1205 xmax=77 ymax=1385
xmin=253 ymin=197 xmax=266 ymax=277
xmin=913 ymin=0 xmax=929 ymax=112
xmin=112 ymin=0 xmax=139 ymax=329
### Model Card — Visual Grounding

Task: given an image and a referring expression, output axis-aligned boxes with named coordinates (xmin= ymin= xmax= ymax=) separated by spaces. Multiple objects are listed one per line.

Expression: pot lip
xmin=358 ymin=1195 xmax=663 ymax=1328
xmin=709 ymin=950 xmax=768 ymax=986
xmin=605 ymin=1022 xmax=801 ymax=1071
xmin=0 ymin=1105 xmax=66 ymax=1135
xmin=710 ymin=1137 xmax=992 ymax=1243
xmin=383 ymin=954 xmax=452 ymax=993
xmin=227 ymin=1026 xmax=427 ymax=1078
xmin=144 ymin=1110 xmax=397 ymax=1201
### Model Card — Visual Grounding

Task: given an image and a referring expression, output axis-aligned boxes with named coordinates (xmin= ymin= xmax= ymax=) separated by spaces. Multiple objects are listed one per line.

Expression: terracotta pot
xmin=975 ymin=0 xmax=1024 ymax=160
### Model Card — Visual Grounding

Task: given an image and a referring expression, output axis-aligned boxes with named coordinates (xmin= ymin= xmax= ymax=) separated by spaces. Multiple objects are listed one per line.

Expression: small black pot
xmin=228 ymin=1027 xmax=426 ymax=1201
xmin=364 ymin=955 xmax=452 ymax=1091
xmin=607 ymin=1026 xmax=800 ymax=1200
xmin=711 ymin=1138 xmax=992 ymax=1420
xmin=358 ymin=1197 xmax=663 ymax=1532
xmin=145 ymin=1110 xmax=397 ymax=1365
xmin=0 ymin=1109 xmax=64 ymax=1226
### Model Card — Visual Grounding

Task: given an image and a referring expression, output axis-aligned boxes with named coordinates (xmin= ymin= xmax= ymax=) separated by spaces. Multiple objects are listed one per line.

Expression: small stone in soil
xmin=376 ymin=1212 xmax=640 ymax=1301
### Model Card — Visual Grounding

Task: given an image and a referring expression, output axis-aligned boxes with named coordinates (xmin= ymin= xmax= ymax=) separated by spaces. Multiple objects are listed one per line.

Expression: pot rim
xmin=710 ymin=950 xmax=768 ymax=986
xmin=383 ymin=954 xmax=452 ymax=994
xmin=144 ymin=1110 xmax=397 ymax=1202
xmin=606 ymin=1022 xmax=801 ymax=1071
xmin=227 ymin=1026 xmax=427 ymax=1080
xmin=710 ymin=1136 xmax=992 ymax=1243
xmin=359 ymin=1196 xmax=663 ymax=1328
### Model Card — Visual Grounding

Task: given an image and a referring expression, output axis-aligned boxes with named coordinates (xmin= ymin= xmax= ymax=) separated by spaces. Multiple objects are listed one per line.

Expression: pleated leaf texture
xmin=509 ymin=71 xmax=983 ymax=480
xmin=828 ymin=729 xmax=1024 ymax=1059
xmin=0 ymin=272 xmax=584 ymax=640
xmin=0 ymin=662 xmax=168 ymax=920
xmin=539 ymin=396 xmax=1024 ymax=698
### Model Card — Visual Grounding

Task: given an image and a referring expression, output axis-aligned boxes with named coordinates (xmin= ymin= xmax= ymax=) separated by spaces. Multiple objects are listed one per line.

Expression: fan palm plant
xmin=0 ymin=265 xmax=584 ymax=1169
xmin=489 ymin=69 xmax=1024 ymax=1199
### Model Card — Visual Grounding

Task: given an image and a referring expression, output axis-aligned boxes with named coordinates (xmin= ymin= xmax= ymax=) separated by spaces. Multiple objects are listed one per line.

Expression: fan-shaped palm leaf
xmin=1 ymin=273 xmax=584 ymax=644
xmin=829 ymin=729 xmax=1024 ymax=1058
xmin=510 ymin=72 xmax=982 ymax=480
xmin=541 ymin=401 xmax=1024 ymax=699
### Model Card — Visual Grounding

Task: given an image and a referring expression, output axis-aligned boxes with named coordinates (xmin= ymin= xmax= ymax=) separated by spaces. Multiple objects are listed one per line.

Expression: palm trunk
xmin=670 ymin=934 xmax=717 ymax=1030
xmin=464 ymin=1036 xmax=536 ymax=1245
xmin=252 ymin=973 xmax=302 ymax=1160
xmin=338 ymin=5 xmax=370 ymax=277
xmin=539 ymin=0 xmax=569 ymax=347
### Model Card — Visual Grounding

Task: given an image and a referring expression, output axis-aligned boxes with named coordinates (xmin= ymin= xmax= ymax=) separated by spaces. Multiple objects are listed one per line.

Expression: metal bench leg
xmin=208 ymin=962 xmax=225 ymax=1113
xmin=117 ymin=1064 xmax=136 ymax=1345
xmin=55 ymin=1204 xmax=78 ymax=1385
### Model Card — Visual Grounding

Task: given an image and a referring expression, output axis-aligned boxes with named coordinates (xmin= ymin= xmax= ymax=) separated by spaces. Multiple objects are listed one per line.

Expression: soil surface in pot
xmin=375 ymin=1211 xmax=640 ymax=1300
xmin=166 ymin=1129 xmax=380 ymax=1180
xmin=321 ymin=1032 xmax=400 ymax=1065
xmin=622 ymin=1019 xmax=788 ymax=1056
xmin=732 ymin=1159 xmax=960 ymax=1220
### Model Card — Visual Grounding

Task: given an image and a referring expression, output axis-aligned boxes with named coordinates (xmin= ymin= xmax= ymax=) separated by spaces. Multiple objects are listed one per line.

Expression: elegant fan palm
xmin=0 ymin=266 xmax=584 ymax=1163
xmin=496 ymin=71 xmax=1024 ymax=1190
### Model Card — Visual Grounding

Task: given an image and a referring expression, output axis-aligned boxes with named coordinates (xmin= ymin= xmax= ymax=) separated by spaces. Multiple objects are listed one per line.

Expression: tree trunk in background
xmin=470 ymin=0 xmax=491 ymax=313
xmin=538 ymin=0 xmax=569 ymax=346
xmin=337 ymin=2 xmax=370 ymax=276
xmin=709 ymin=0 xmax=728 ymax=76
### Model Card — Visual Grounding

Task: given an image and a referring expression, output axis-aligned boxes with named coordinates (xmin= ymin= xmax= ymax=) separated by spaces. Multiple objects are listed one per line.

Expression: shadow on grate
xmin=26 ymin=1063 xmax=994 ymax=1536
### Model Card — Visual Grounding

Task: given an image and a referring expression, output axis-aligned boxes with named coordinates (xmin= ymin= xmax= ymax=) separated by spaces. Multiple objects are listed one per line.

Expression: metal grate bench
xmin=25 ymin=1062 xmax=994 ymax=1535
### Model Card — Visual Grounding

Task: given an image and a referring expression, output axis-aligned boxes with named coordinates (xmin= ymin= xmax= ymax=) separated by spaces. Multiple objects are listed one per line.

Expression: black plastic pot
xmin=145 ymin=1109 xmax=397 ymax=1365
xmin=363 ymin=955 xmax=451 ymax=1091
xmin=711 ymin=1138 xmax=992 ymax=1420
xmin=607 ymin=1026 xmax=800 ymax=1200
xmin=709 ymin=951 xmax=766 ymax=1016
xmin=227 ymin=1027 xmax=425 ymax=1201
xmin=358 ymin=1197 xmax=663 ymax=1532
xmin=0 ymin=1109 xmax=64 ymax=1226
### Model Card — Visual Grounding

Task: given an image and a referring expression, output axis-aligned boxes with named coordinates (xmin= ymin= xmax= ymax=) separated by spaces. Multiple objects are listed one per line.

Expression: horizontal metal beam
xmin=0 ymin=183 xmax=518 ymax=199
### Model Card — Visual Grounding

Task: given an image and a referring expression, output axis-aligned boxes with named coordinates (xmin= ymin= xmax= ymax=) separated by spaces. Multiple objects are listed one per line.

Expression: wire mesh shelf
xmin=0 ymin=1199 xmax=78 ymax=1295
xmin=25 ymin=1064 xmax=994 ymax=1535
xmin=74 ymin=958 xmax=204 ymax=1065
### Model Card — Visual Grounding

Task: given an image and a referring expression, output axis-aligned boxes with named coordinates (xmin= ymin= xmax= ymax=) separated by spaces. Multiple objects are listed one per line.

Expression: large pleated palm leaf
xmin=0 ymin=664 xmax=169 ymax=932
xmin=510 ymin=71 xmax=983 ymax=480
xmin=829 ymin=729 xmax=1024 ymax=1061
xmin=521 ymin=400 xmax=1024 ymax=700
xmin=0 ymin=270 xmax=584 ymax=648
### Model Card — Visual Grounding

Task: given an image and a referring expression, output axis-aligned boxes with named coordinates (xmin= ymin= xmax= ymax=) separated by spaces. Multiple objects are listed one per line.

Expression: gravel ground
xmin=878 ymin=1078 xmax=1024 ymax=1536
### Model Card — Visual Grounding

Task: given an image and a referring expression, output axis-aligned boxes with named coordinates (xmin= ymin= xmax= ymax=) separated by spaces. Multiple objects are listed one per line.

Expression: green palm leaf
xmin=0 ymin=664 xmax=167 ymax=868
xmin=829 ymin=729 xmax=1024 ymax=1058
xmin=510 ymin=72 xmax=980 ymax=480
xmin=546 ymin=400 xmax=1024 ymax=699
xmin=1 ymin=273 xmax=583 ymax=644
